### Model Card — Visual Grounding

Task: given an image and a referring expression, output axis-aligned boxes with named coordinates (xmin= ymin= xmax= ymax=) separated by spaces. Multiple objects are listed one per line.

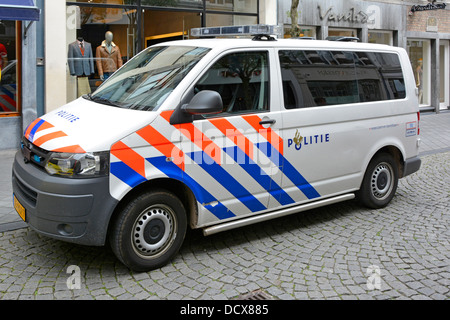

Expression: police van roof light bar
xmin=191 ymin=24 xmax=283 ymax=40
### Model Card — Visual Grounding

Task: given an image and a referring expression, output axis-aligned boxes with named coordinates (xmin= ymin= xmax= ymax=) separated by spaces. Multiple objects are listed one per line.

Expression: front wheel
xmin=356 ymin=153 xmax=399 ymax=209
xmin=109 ymin=189 xmax=187 ymax=272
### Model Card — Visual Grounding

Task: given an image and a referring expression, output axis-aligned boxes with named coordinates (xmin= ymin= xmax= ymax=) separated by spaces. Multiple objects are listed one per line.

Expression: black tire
xmin=356 ymin=153 xmax=399 ymax=209
xmin=109 ymin=189 xmax=187 ymax=272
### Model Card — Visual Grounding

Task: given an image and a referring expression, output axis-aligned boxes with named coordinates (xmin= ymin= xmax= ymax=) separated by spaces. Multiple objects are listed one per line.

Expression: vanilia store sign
xmin=279 ymin=0 xmax=403 ymax=30
xmin=318 ymin=5 xmax=378 ymax=26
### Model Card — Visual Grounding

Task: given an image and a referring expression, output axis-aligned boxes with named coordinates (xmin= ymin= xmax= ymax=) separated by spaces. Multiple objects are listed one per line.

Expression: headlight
xmin=45 ymin=151 xmax=109 ymax=178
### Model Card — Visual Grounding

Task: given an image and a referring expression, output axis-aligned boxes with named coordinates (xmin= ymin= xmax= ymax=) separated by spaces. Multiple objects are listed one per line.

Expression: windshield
xmin=86 ymin=46 xmax=210 ymax=111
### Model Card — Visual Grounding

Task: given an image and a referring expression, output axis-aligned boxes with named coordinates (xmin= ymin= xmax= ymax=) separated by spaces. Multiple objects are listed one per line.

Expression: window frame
xmin=353 ymin=50 xmax=406 ymax=102
xmin=189 ymin=48 xmax=272 ymax=119
xmin=0 ymin=21 xmax=21 ymax=118
xmin=66 ymin=1 xmax=260 ymax=53
xmin=277 ymin=48 xmax=407 ymax=110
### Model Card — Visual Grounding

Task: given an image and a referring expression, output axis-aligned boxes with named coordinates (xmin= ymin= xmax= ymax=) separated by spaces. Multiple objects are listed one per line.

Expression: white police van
xmin=13 ymin=25 xmax=421 ymax=271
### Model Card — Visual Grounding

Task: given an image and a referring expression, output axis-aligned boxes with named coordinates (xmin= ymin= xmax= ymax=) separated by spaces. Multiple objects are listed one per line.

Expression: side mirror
xmin=182 ymin=90 xmax=223 ymax=115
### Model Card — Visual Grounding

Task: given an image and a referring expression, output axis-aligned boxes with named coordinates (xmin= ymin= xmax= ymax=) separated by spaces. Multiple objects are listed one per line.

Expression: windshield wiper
xmin=85 ymin=94 xmax=123 ymax=108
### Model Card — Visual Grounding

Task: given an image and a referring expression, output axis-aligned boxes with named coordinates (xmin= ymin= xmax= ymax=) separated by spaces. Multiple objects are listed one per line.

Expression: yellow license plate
xmin=13 ymin=195 xmax=26 ymax=222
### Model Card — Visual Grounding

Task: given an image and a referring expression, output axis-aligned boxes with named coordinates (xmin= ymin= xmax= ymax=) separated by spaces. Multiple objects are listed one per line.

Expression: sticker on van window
xmin=406 ymin=121 xmax=417 ymax=137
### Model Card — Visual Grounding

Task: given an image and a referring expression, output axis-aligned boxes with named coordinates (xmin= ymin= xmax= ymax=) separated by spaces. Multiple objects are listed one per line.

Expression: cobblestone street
xmin=2 ymin=0 xmax=450 ymax=307
xmin=0 ymin=150 xmax=449 ymax=300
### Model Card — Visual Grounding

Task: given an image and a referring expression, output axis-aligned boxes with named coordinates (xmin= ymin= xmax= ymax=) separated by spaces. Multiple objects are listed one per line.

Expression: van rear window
xmin=279 ymin=50 xmax=406 ymax=109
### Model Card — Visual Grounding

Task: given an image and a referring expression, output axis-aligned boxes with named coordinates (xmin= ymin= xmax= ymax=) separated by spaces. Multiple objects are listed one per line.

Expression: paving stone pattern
xmin=0 ymin=151 xmax=448 ymax=300
xmin=0 ymin=112 xmax=449 ymax=300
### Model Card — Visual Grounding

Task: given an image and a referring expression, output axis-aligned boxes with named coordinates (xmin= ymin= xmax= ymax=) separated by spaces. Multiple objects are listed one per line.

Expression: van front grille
xmin=12 ymin=172 xmax=38 ymax=207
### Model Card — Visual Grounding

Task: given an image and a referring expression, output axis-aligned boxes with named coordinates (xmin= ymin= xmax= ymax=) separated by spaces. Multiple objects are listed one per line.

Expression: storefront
xmin=0 ymin=0 xmax=273 ymax=149
xmin=406 ymin=2 xmax=450 ymax=112
xmin=278 ymin=0 xmax=450 ymax=113
xmin=0 ymin=0 xmax=41 ymax=149
xmin=3 ymin=1 xmax=448 ymax=150
xmin=59 ymin=0 xmax=262 ymax=106
xmin=278 ymin=0 xmax=404 ymax=44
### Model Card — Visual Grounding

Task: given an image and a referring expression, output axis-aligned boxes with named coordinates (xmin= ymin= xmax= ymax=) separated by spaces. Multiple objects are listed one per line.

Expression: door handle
xmin=259 ymin=119 xmax=276 ymax=125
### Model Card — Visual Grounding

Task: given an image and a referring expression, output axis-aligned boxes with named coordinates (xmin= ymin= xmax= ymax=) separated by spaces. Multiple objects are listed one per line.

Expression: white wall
xmin=260 ymin=0 xmax=277 ymax=25
xmin=45 ymin=0 xmax=67 ymax=113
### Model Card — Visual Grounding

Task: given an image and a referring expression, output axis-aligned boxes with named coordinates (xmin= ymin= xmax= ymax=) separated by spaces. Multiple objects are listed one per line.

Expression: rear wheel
xmin=109 ymin=189 xmax=187 ymax=272
xmin=356 ymin=153 xmax=399 ymax=209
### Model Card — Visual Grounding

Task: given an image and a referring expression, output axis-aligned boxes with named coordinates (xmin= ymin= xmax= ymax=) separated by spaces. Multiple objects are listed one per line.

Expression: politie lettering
xmin=56 ymin=110 xmax=80 ymax=123
xmin=288 ymin=133 xmax=330 ymax=150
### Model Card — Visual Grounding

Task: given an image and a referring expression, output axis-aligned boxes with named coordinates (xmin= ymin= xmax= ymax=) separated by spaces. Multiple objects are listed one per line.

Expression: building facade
xmin=0 ymin=0 xmax=43 ymax=150
xmin=0 ymin=0 xmax=275 ymax=150
xmin=279 ymin=0 xmax=450 ymax=112
xmin=0 ymin=0 xmax=448 ymax=150
xmin=47 ymin=0 xmax=274 ymax=115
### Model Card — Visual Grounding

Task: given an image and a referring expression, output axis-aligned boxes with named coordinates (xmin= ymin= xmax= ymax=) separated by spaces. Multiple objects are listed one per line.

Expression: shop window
xmin=206 ymin=13 xmax=257 ymax=28
xmin=66 ymin=5 xmax=138 ymax=101
xmin=439 ymin=41 xmax=449 ymax=109
xmin=327 ymin=28 xmax=357 ymax=39
xmin=368 ymin=31 xmax=393 ymax=45
xmin=0 ymin=20 xmax=18 ymax=114
xmin=67 ymin=0 xmax=138 ymax=4
xmin=283 ymin=26 xmax=316 ymax=39
xmin=142 ymin=0 xmax=202 ymax=9
xmin=66 ymin=0 xmax=261 ymax=104
xmin=407 ymin=39 xmax=430 ymax=106
xmin=143 ymin=10 xmax=201 ymax=46
xmin=206 ymin=0 xmax=258 ymax=14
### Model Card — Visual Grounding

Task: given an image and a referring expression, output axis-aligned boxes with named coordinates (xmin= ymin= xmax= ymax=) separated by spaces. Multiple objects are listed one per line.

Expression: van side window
xmin=279 ymin=50 xmax=406 ymax=109
xmin=279 ymin=50 xmax=359 ymax=108
xmin=195 ymin=51 xmax=269 ymax=115
xmin=354 ymin=52 xmax=406 ymax=101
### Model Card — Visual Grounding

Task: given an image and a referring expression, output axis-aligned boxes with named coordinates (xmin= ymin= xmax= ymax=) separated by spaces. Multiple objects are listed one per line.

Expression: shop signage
xmin=279 ymin=0 xmax=402 ymax=31
xmin=410 ymin=3 xmax=446 ymax=13
xmin=427 ymin=16 xmax=438 ymax=32
xmin=318 ymin=5 xmax=373 ymax=24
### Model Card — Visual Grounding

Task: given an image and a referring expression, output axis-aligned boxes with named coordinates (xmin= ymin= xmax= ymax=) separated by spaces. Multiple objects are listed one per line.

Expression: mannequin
xmin=416 ymin=59 xmax=423 ymax=104
xmin=68 ymin=35 xmax=94 ymax=97
xmin=96 ymin=31 xmax=123 ymax=81
xmin=0 ymin=42 xmax=8 ymax=82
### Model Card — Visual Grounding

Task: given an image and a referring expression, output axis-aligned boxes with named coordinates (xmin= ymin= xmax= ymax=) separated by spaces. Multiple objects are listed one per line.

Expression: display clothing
xmin=0 ymin=43 xmax=7 ymax=80
xmin=102 ymin=72 xmax=113 ymax=81
xmin=96 ymin=40 xmax=122 ymax=79
xmin=77 ymin=77 xmax=91 ymax=96
xmin=68 ymin=40 xmax=94 ymax=77
xmin=0 ymin=43 xmax=7 ymax=70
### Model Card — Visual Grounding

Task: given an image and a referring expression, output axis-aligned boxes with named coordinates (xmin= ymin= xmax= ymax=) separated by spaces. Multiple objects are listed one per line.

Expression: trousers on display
xmin=77 ymin=76 xmax=91 ymax=97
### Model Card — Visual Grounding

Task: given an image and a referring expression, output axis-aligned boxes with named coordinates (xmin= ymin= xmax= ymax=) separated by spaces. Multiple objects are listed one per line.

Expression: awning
xmin=0 ymin=0 xmax=40 ymax=21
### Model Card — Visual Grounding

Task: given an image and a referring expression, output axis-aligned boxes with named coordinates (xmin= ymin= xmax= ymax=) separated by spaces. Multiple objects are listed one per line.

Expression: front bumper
xmin=12 ymin=151 xmax=118 ymax=246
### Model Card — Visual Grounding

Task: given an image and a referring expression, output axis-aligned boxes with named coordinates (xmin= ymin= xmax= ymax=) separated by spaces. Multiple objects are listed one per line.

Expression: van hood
xmin=24 ymin=97 xmax=159 ymax=153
